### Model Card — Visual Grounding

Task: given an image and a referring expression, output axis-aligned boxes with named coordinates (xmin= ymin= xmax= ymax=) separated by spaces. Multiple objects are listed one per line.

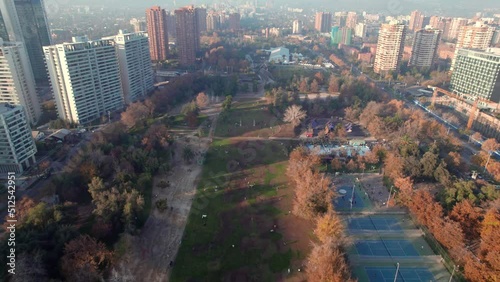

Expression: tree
xmin=331 ymin=158 xmax=343 ymax=171
xmin=222 ymin=95 xmax=233 ymax=111
xmin=346 ymin=159 xmax=357 ymax=171
xmin=61 ymin=235 xmax=113 ymax=281
xmin=480 ymin=207 xmax=500 ymax=272
xmin=196 ymin=92 xmax=209 ymax=108
xmin=314 ymin=72 xmax=324 ymax=84
xmin=283 ymin=105 xmax=307 ymax=127
xmin=420 ymin=150 xmax=438 ymax=178
xmin=482 ymin=138 xmax=499 ymax=169
xmin=142 ymin=124 xmax=170 ymax=151
xmin=328 ymin=75 xmax=340 ymax=93
xmin=310 ymin=79 xmax=319 ymax=93
xmin=306 ymin=239 xmax=354 ymax=282
xmin=449 ymin=200 xmax=482 ymax=242
xmin=183 ymin=146 xmax=195 ymax=163
xmin=299 ymin=79 xmax=309 ymax=93
xmin=121 ymin=102 xmax=149 ymax=128
xmin=314 ymin=212 xmax=346 ymax=244
xmin=293 ymin=169 xmax=333 ymax=219
xmin=12 ymin=252 xmax=47 ymax=282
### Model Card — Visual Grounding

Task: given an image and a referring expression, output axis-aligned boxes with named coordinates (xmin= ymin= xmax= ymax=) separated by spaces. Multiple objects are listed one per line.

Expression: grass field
xmin=171 ymin=103 xmax=310 ymax=281
xmin=215 ymin=100 xmax=294 ymax=138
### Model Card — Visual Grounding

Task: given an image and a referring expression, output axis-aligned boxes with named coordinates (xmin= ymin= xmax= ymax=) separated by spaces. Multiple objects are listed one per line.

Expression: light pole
xmin=350 ymin=184 xmax=355 ymax=210
xmin=387 ymin=185 xmax=394 ymax=207
xmin=449 ymin=265 xmax=458 ymax=282
xmin=484 ymin=152 xmax=492 ymax=173
xmin=393 ymin=262 xmax=400 ymax=282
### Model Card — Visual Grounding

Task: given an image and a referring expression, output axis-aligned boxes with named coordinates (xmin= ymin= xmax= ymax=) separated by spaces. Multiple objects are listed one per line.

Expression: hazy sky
xmin=57 ymin=0 xmax=500 ymax=16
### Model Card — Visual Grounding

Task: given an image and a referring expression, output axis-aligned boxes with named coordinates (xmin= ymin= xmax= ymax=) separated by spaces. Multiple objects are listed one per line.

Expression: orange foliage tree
xmin=314 ymin=212 xmax=346 ymax=244
xmin=305 ymin=239 xmax=354 ymax=282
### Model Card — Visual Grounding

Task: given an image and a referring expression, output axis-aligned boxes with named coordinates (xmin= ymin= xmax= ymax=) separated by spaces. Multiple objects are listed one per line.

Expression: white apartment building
xmin=0 ymin=39 xmax=41 ymax=125
xmin=451 ymin=22 xmax=495 ymax=70
xmin=409 ymin=28 xmax=441 ymax=68
xmin=292 ymin=20 xmax=302 ymax=34
xmin=105 ymin=30 xmax=154 ymax=104
xmin=374 ymin=22 xmax=406 ymax=74
xmin=355 ymin=23 xmax=366 ymax=38
xmin=0 ymin=103 xmax=36 ymax=173
xmin=43 ymin=37 xmax=124 ymax=124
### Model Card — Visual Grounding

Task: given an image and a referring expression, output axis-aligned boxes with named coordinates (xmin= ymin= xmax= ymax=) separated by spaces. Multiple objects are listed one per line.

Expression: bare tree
xmin=283 ymin=105 xmax=307 ymax=127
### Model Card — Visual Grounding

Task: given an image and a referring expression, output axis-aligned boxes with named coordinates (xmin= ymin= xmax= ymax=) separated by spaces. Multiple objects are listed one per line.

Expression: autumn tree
xmin=479 ymin=207 xmax=500 ymax=272
xmin=196 ymin=92 xmax=209 ymax=108
xmin=61 ymin=235 xmax=113 ymax=281
xmin=283 ymin=105 xmax=307 ymax=127
xmin=292 ymin=169 xmax=333 ymax=219
xmin=331 ymin=158 xmax=343 ymax=171
xmin=449 ymin=200 xmax=483 ymax=242
xmin=314 ymin=212 xmax=346 ymax=244
xmin=482 ymin=138 xmax=499 ymax=169
xmin=310 ymin=79 xmax=319 ymax=93
xmin=328 ymin=75 xmax=340 ymax=93
xmin=121 ymin=102 xmax=149 ymax=128
xmin=299 ymin=79 xmax=309 ymax=93
xmin=142 ymin=124 xmax=170 ymax=151
xmin=346 ymin=159 xmax=357 ymax=172
xmin=306 ymin=239 xmax=354 ymax=282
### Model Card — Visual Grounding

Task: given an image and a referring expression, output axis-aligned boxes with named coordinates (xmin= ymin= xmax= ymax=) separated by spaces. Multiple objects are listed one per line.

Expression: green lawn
xmin=171 ymin=136 xmax=301 ymax=281
xmin=215 ymin=100 xmax=290 ymax=138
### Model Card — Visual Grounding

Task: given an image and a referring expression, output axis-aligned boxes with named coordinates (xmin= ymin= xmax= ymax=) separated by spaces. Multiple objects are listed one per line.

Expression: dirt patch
xmin=115 ymin=107 xmax=219 ymax=281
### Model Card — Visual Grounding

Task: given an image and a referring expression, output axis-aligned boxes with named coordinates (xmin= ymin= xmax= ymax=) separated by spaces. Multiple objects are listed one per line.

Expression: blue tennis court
xmin=365 ymin=266 xmax=435 ymax=282
xmin=348 ymin=217 xmax=402 ymax=231
xmin=334 ymin=185 xmax=367 ymax=209
xmin=355 ymin=240 xmax=419 ymax=257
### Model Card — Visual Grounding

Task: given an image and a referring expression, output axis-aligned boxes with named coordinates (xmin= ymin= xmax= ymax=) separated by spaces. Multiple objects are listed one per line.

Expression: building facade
xmin=355 ymin=23 xmax=366 ymax=38
xmin=315 ymin=12 xmax=332 ymax=33
xmin=346 ymin=12 xmax=357 ymax=29
xmin=292 ymin=20 xmax=302 ymax=34
xmin=0 ymin=0 xmax=51 ymax=85
xmin=228 ymin=13 xmax=241 ymax=31
xmin=195 ymin=8 xmax=207 ymax=33
xmin=206 ymin=12 xmax=220 ymax=31
xmin=446 ymin=17 xmax=468 ymax=40
xmin=130 ymin=18 xmax=147 ymax=33
xmin=409 ymin=10 xmax=424 ymax=32
xmin=409 ymin=28 xmax=441 ymax=68
xmin=456 ymin=23 xmax=495 ymax=50
xmin=0 ymin=103 xmax=36 ymax=173
xmin=106 ymin=30 xmax=154 ymax=104
xmin=0 ymin=39 xmax=41 ymax=124
xmin=175 ymin=6 xmax=199 ymax=66
xmin=451 ymin=48 xmax=500 ymax=102
xmin=43 ymin=37 xmax=124 ymax=124
xmin=146 ymin=6 xmax=169 ymax=61
xmin=374 ymin=22 xmax=406 ymax=74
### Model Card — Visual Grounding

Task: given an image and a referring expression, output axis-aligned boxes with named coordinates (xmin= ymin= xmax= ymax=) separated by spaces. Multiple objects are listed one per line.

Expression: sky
xmin=54 ymin=0 xmax=500 ymax=16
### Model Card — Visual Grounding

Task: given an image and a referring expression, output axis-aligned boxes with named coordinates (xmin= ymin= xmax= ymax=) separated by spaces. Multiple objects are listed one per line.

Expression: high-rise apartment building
xmin=450 ymin=48 xmax=500 ymax=102
xmin=146 ymin=6 xmax=169 ymax=61
xmin=355 ymin=23 xmax=366 ymax=38
xmin=429 ymin=16 xmax=441 ymax=29
xmin=206 ymin=12 xmax=220 ymax=31
xmin=446 ymin=17 xmax=468 ymax=40
xmin=374 ymin=22 xmax=406 ymax=74
xmin=229 ymin=13 xmax=241 ymax=31
xmin=0 ymin=103 xmax=37 ymax=173
xmin=196 ymin=8 xmax=207 ymax=33
xmin=292 ymin=20 xmax=302 ymax=34
xmin=456 ymin=22 xmax=495 ymax=50
xmin=331 ymin=26 xmax=340 ymax=45
xmin=340 ymin=27 xmax=352 ymax=45
xmin=315 ymin=12 xmax=332 ymax=33
xmin=0 ymin=0 xmax=51 ymax=85
xmin=43 ymin=37 xmax=124 ymax=124
xmin=130 ymin=18 xmax=147 ymax=32
xmin=0 ymin=39 xmax=40 ymax=124
xmin=451 ymin=22 xmax=495 ymax=70
xmin=175 ymin=6 xmax=199 ymax=66
xmin=409 ymin=10 xmax=424 ymax=32
xmin=166 ymin=12 xmax=176 ymax=39
xmin=346 ymin=12 xmax=358 ymax=29
xmin=409 ymin=27 xmax=441 ymax=68
xmin=105 ymin=30 xmax=154 ymax=104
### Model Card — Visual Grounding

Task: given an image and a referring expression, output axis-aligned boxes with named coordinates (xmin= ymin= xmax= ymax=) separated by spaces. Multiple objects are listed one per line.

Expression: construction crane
xmin=430 ymin=86 xmax=489 ymax=130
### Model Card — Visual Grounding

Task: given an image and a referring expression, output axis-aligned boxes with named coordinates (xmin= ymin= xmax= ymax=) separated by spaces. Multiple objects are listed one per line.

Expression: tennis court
xmin=355 ymin=240 xmax=419 ymax=257
xmin=348 ymin=216 xmax=402 ymax=231
xmin=365 ymin=266 xmax=435 ymax=282
xmin=334 ymin=185 xmax=368 ymax=209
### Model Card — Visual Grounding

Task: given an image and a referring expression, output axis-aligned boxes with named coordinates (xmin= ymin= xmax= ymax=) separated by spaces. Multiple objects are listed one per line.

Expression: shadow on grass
xmin=171 ymin=139 xmax=300 ymax=281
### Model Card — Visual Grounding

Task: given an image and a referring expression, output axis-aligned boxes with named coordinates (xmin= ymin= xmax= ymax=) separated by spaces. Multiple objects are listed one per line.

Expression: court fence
xmin=408 ymin=213 xmax=466 ymax=282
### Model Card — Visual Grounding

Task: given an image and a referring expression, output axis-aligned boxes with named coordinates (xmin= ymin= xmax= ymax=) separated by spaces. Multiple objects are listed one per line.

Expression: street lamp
xmin=350 ymin=184 xmax=355 ymax=210
xmin=393 ymin=262 xmax=400 ymax=282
